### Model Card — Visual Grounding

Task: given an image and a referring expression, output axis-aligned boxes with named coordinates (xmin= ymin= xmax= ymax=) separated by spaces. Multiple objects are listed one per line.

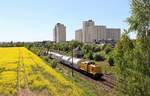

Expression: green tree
xmin=84 ymin=51 xmax=93 ymax=60
xmin=114 ymin=0 xmax=150 ymax=96
xmin=127 ymin=0 xmax=150 ymax=38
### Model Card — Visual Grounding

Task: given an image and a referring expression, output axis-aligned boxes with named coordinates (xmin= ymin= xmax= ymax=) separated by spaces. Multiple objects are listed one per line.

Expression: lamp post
xmin=71 ymin=45 xmax=74 ymax=77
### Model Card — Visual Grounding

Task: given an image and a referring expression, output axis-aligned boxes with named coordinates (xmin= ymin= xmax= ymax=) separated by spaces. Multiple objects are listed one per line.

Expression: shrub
xmin=50 ymin=60 xmax=58 ymax=68
xmin=93 ymin=53 xmax=104 ymax=61
xmin=93 ymin=46 xmax=101 ymax=52
xmin=104 ymin=44 xmax=112 ymax=54
xmin=107 ymin=57 xmax=114 ymax=66
xmin=83 ymin=51 xmax=93 ymax=60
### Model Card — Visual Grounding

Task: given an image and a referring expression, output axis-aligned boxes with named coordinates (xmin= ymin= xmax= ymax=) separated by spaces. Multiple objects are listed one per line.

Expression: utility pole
xmin=71 ymin=45 xmax=74 ymax=76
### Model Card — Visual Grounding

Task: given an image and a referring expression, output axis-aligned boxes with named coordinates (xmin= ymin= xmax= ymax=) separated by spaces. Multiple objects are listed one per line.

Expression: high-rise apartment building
xmin=53 ymin=23 xmax=66 ymax=43
xmin=83 ymin=20 xmax=96 ymax=43
xmin=75 ymin=20 xmax=121 ymax=43
xmin=75 ymin=29 xmax=83 ymax=42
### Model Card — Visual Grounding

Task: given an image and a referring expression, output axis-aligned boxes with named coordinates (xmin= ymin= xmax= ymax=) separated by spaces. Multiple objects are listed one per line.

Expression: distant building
xmin=75 ymin=29 xmax=83 ymax=42
xmin=83 ymin=20 xmax=96 ymax=43
xmin=95 ymin=26 xmax=107 ymax=40
xmin=106 ymin=28 xmax=120 ymax=41
xmin=53 ymin=23 xmax=66 ymax=43
xmin=75 ymin=20 xmax=121 ymax=43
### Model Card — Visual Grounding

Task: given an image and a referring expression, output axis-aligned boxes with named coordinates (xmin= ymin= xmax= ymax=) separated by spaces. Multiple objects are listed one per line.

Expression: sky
xmin=0 ymin=0 xmax=133 ymax=42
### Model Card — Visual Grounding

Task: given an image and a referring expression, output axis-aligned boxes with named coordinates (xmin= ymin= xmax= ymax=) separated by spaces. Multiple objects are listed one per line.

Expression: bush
xmin=42 ymin=56 xmax=49 ymax=62
xmin=93 ymin=53 xmax=104 ymax=61
xmin=83 ymin=51 xmax=93 ymax=60
xmin=107 ymin=57 xmax=114 ymax=66
xmin=104 ymin=45 xmax=112 ymax=54
xmin=101 ymin=44 xmax=107 ymax=50
xmin=93 ymin=46 xmax=101 ymax=52
xmin=104 ymin=48 xmax=111 ymax=54
xmin=50 ymin=60 xmax=58 ymax=68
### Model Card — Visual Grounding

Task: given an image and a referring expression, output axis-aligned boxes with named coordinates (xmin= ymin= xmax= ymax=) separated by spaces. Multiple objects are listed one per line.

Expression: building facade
xmin=106 ymin=28 xmax=121 ymax=41
xmin=75 ymin=29 xmax=83 ymax=42
xmin=53 ymin=23 xmax=66 ymax=43
xmin=95 ymin=26 xmax=107 ymax=40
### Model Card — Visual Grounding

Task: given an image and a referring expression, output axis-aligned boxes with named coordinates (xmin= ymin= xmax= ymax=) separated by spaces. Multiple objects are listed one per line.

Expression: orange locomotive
xmin=80 ymin=61 xmax=102 ymax=77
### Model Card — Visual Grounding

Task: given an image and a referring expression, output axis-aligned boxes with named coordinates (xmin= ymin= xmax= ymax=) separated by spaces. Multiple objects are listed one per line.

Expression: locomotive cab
xmin=79 ymin=61 xmax=103 ymax=78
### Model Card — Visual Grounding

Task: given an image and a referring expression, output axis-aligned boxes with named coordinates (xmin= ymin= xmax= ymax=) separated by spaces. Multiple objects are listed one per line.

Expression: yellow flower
xmin=0 ymin=47 xmax=84 ymax=96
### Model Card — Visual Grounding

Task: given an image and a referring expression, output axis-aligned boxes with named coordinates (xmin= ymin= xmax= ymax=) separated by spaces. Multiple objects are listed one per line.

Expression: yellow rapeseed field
xmin=0 ymin=47 xmax=86 ymax=96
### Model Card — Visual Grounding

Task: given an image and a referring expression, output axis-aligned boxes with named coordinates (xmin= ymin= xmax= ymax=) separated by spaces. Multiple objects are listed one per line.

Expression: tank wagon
xmin=49 ymin=52 xmax=103 ymax=78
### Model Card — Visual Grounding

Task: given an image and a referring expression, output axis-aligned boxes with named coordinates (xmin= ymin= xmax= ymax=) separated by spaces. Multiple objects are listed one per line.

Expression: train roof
xmin=68 ymin=57 xmax=82 ymax=65
xmin=90 ymin=64 xmax=96 ymax=67
xmin=82 ymin=61 xmax=95 ymax=64
xmin=49 ymin=52 xmax=63 ymax=57
xmin=61 ymin=56 xmax=70 ymax=60
xmin=49 ymin=51 xmax=82 ymax=65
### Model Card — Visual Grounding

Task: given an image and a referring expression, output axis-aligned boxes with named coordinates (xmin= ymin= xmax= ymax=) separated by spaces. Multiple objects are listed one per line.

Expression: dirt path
xmin=16 ymin=48 xmax=21 ymax=96
xmin=17 ymin=48 xmax=34 ymax=96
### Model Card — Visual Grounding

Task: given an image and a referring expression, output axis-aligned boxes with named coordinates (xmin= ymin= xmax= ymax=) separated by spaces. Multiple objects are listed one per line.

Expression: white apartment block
xmin=75 ymin=29 xmax=83 ymax=42
xmin=75 ymin=20 xmax=121 ymax=43
xmin=83 ymin=20 xmax=96 ymax=43
xmin=53 ymin=23 xmax=66 ymax=43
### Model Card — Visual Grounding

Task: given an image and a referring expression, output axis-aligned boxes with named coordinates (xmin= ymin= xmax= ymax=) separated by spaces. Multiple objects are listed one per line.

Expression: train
xmin=48 ymin=51 xmax=103 ymax=78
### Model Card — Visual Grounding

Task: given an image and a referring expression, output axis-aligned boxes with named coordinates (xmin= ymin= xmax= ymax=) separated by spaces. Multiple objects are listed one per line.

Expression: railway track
xmin=99 ymin=74 xmax=116 ymax=91
xmin=80 ymin=72 xmax=116 ymax=92
xmin=58 ymin=63 xmax=117 ymax=92
xmin=62 ymin=63 xmax=127 ymax=94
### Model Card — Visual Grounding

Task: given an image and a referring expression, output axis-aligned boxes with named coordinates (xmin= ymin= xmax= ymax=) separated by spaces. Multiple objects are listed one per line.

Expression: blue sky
xmin=0 ymin=0 xmax=132 ymax=42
